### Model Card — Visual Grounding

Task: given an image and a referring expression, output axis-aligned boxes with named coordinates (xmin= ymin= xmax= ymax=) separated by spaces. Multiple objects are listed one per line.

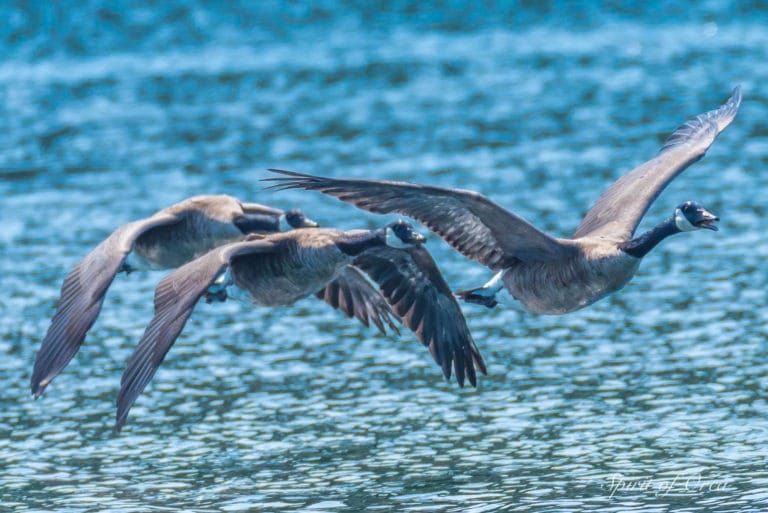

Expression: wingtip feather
xmin=31 ymin=380 xmax=47 ymax=399
xmin=266 ymin=168 xmax=314 ymax=178
xmin=660 ymin=85 xmax=743 ymax=154
xmin=718 ymin=84 xmax=743 ymax=131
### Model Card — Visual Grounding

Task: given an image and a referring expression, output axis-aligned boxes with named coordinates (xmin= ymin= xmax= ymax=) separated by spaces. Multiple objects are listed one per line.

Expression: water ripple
xmin=2 ymin=3 xmax=767 ymax=512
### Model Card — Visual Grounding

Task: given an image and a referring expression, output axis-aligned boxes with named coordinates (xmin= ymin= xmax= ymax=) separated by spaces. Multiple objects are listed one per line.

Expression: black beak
xmin=695 ymin=209 xmax=719 ymax=231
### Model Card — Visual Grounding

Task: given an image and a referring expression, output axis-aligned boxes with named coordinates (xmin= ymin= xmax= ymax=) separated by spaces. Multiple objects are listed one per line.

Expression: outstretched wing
xmin=265 ymin=170 xmax=575 ymax=270
xmin=574 ymin=86 xmax=742 ymax=240
xmin=31 ymin=211 xmax=181 ymax=398
xmin=315 ymin=266 xmax=400 ymax=335
xmin=353 ymin=244 xmax=486 ymax=387
xmin=116 ymin=239 xmax=276 ymax=430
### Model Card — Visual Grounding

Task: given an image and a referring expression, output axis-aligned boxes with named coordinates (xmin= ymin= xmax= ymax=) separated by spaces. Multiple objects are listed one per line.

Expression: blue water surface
xmin=2 ymin=2 xmax=768 ymax=512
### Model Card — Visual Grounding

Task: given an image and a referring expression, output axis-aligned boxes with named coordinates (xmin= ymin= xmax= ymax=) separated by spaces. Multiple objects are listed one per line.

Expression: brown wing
xmin=265 ymin=169 xmax=575 ymax=269
xmin=353 ymin=244 xmax=486 ymax=387
xmin=31 ymin=211 xmax=181 ymax=398
xmin=238 ymin=201 xmax=285 ymax=216
xmin=573 ymin=86 xmax=742 ymax=239
xmin=315 ymin=266 xmax=400 ymax=335
xmin=116 ymin=239 xmax=276 ymax=430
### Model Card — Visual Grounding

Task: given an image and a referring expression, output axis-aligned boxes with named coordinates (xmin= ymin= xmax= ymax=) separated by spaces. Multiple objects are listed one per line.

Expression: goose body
xmin=122 ymin=206 xmax=243 ymax=271
xmin=266 ymin=86 xmax=741 ymax=314
xmin=31 ymin=194 xmax=318 ymax=397
xmin=116 ymin=221 xmax=486 ymax=429
xmin=223 ymin=229 xmax=358 ymax=306
xmin=123 ymin=195 xmax=315 ymax=270
xmin=497 ymin=238 xmax=639 ymax=314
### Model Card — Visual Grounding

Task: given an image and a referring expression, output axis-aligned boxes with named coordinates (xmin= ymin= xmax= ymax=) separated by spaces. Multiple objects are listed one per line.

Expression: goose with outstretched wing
xmin=265 ymin=86 xmax=740 ymax=314
xmin=31 ymin=195 xmax=320 ymax=398
xmin=116 ymin=221 xmax=485 ymax=430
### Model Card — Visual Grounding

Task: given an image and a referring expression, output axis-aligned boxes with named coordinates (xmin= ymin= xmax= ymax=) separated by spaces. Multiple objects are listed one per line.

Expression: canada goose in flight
xmin=116 ymin=221 xmax=486 ymax=429
xmin=31 ymin=195 xmax=319 ymax=398
xmin=265 ymin=86 xmax=741 ymax=313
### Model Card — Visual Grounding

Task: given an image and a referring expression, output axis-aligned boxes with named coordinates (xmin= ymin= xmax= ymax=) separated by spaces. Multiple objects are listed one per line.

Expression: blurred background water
xmin=2 ymin=1 xmax=768 ymax=511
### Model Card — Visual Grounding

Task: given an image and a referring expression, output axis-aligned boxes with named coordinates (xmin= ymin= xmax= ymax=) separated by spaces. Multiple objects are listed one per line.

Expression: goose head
xmin=674 ymin=201 xmax=719 ymax=232
xmin=281 ymin=209 xmax=319 ymax=230
xmin=385 ymin=220 xmax=426 ymax=248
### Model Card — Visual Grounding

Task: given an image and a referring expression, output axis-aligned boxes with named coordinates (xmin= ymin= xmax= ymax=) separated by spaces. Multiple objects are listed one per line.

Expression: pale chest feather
xmin=504 ymin=244 xmax=640 ymax=315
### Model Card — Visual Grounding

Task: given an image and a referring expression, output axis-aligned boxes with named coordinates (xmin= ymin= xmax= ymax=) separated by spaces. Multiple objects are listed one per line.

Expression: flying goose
xmin=31 ymin=195 xmax=321 ymax=398
xmin=116 ymin=221 xmax=486 ymax=429
xmin=265 ymin=86 xmax=741 ymax=314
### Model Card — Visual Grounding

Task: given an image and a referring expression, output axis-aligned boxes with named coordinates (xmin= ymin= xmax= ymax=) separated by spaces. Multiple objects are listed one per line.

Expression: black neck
xmin=234 ymin=214 xmax=280 ymax=234
xmin=620 ymin=216 xmax=681 ymax=258
xmin=336 ymin=230 xmax=385 ymax=256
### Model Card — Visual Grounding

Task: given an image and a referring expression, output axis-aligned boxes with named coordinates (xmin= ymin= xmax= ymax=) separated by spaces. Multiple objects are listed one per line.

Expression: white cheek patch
xmin=385 ymin=228 xmax=410 ymax=249
xmin=674 ymin=208 xmax=697 ymax=232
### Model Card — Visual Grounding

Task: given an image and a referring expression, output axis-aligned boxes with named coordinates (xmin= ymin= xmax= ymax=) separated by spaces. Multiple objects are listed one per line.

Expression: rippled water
xmin=2 ymin=2 xmax=768 ymax=511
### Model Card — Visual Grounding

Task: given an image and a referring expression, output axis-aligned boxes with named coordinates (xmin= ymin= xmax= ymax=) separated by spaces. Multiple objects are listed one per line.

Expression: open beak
xmin=695 ymin=209 xmax=719 ymax=231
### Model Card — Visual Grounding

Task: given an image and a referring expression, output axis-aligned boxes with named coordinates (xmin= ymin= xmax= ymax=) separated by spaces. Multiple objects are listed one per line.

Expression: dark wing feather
xmin=31 ymin=212 xmax=180 ymax=398
xmin=116 ymin=240 xmax=275 ymax=430
xmin=315 ymin=266 xmax=400 ymax=335
xmin=574 ymin=86 xmax=742 ymax=239
xmin=353 ymin=244 xmax=486 ymax=387
xmin=265 ymin=170 xmax=575 ymax=269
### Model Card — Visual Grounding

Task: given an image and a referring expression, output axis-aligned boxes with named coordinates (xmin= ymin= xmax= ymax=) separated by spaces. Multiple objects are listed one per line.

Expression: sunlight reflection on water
xmin=2 ymin=2 xmax=768 ymax=512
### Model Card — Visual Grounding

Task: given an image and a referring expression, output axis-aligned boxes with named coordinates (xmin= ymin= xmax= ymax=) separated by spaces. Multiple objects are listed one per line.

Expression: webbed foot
xmin=455 ymin=288 xmax=499 ymax=308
